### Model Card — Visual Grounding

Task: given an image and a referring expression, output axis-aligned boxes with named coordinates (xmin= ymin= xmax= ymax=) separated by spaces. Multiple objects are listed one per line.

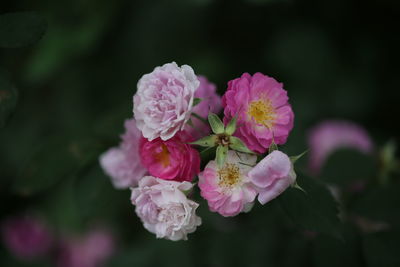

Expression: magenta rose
xmin=222 ymin=73 xmax=294 ymax=153
xmin=139 ymin=131 xmax=200 ymax=182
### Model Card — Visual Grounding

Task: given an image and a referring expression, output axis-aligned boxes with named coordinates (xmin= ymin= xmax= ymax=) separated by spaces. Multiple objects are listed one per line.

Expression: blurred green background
xmin=1 ymin=0 xmax=399 ymax=266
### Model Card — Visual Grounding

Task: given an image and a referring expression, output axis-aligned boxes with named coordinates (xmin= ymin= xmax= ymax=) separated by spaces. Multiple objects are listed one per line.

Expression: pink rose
xmin=186 ymin=76 xmax=222 ymax=139
xmin=139 ymin=131 xmax=200 ymax=182
xmin=198 ymin=151 xmax=258 ymax=217
xmin=57 ymin=228 xmax=115 ymax=267
xmin=1 ymin=216 xmax=53 ymax=260
xmin=222 ymin=73 xmax=294 ymax=153
xmin=134 ymin=62 xmax=200 ymax=141
xmin=99 ymin=119 xmax=147 ymax=189
xmin=131 ymin=176 xmax=202 ymax=241
xmin=248 ymin=150 xmax=296 ymax=204
xmin=308 ymin=120 xmax=373 ymax=174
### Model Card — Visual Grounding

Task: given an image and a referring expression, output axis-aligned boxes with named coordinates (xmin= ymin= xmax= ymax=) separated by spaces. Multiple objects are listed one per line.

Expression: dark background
xmin=1 ymin=0 xmax=399 ymax=266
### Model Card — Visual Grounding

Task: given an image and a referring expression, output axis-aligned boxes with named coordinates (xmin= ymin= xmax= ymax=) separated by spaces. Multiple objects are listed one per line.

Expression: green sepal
xmin=193 ymin=98 xmax=202 ymax=107
xmin=208 ymin=113 xmax=225 ymax=134
xmin=190 ymin=135 xmax=217 ymax=147
xmin=225 ymin=114 xmax=238 ymax=135
xmin=268 ymin=141 xmax=278 ymax=154
xmin=292 ymin=181 xmax=307 ymax=194
xmin=216 ymin=145 xmax=228 ymax=168
xmin=290 ymin=150 xmax=308 ymax=164
xmin=229 ymin=136 xmax=254 ymax=154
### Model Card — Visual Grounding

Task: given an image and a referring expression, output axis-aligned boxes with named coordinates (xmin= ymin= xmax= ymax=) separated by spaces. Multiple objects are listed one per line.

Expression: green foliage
xmin=278 ymin=174 xmax=342 ymax=238
xmin=0 ymin=72 xmax=18 ymax=128
xmin=0 ymin=12 xmax=46 ymax=47
xmin=12 ymin=138 xmax=104 ymax=196
xmin=321 ymin=149 xmax=376 ymax=188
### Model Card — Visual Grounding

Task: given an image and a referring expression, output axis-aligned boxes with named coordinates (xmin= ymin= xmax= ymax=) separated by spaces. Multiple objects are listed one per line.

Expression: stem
xmin=192 ymin=112 xmax=208 ymax=125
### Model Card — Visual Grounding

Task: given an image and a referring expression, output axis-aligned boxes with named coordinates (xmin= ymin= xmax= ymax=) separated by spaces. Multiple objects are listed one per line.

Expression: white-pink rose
xmin=133 ymin=62 xmax=200 ymax=141
xmin=130 ymin=176 xmax=201 ymax=241
xmin=99 ymin=119 xmax=147 ymax=189
xmin=248 ymin=150 xmax=296 ymax=204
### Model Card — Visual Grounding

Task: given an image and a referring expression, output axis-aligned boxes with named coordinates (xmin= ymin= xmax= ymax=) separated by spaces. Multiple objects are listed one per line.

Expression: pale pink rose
xmin=308 ymin=120 xmax=373 ymax=174
xmin=99 ymin=119 xmax=147 ymax=189
xmin=139 ymin=131 xmax=200 ymax=182
xmin=57 ymin=228 xmax=115 ymax=267
xmin=134 ymin=62 xmax=200 ymax=141
xmin=1 ymin=216 xmax=53 ymax=260
xmin=186 ymin=76 xmax=222 ymax=139
xmin=248 ymin=150 xmax=296 ymax=204
xmin=198 ymin=151 xmax=258 ymax=217
xmin=222 ymin=73 xmax=294 ymax=153
xmin=131 ymin=176 xmax=201 ymax=241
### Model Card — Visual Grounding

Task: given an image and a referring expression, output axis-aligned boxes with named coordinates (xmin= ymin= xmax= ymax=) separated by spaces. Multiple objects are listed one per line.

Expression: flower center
xmin=154 ymin=144 xmax=170 ymax=167
xmin=218 ymin=163 xmax=241 ymax=188
xmin=247 ymin=99 xmax=276 ymax=129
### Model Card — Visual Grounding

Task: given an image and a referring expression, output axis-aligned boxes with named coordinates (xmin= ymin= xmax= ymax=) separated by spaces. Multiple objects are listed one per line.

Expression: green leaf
xmin=193 ymin=97 xmax=202 ymax=107
xmin=0 ymin=72 xmax=18 ymax=128
xmin=13 ymin=138 xmax=104 ymax=196
xmin=229 ymin=136 xmax=253 ymax=154
xmin=278 ymin=174 xmax=342 ymax=238
xmin=216 ymin=145 xmax=228 ymax=168
xmin=190 ymin=135 xmax=217 ymax=147
xmin=363 ymin=231 xmax=400 ymax=267
xmin=208 ymin=113 xmax=225 ymax=134
xmin=225 ymin=115 xmax=237 ymax=135
xmin=321 ymin=149 xmax=376 ymax=188
xmin=0 ymin=11 xmax=47 ymax=47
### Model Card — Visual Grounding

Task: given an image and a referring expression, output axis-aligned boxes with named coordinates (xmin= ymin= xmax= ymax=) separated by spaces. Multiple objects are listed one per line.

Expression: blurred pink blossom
xmin=57 ymin=229 xmax=115 ymax=267
xmin=99 ymin=118 xmax=147 ymax=189
xmin=222 ymin=73 xmax=294 ymax=153
xmin=308 ymin=120 xmax=373 ymax=174
xmin=1 ymin=215 xmax=53 ymax=260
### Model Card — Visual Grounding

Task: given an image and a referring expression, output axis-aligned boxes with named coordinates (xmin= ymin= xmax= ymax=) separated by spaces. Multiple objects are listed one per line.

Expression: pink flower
xmin=131 ymin=176 xmax=202 ymax=241
xmin=139 ymin=131 xmax=200 ymax=182
xmin=222 ymin=73 xmax=294 ymax=153
xmin=57 ymin=228 xmax=115 ymax=267
xmin=99 ymin=119 xmax=147 ymax=189
xmin=1 ymin=216 xmax=53 ymax=260
xmin=134 ymin=62 xmax=200 ymax=141
xmin=308 ymin=120 xmax=373 ymax=174
xmin=248 ymin=150 xmax=296 ymax=205
xmin=198 ymin=151 xmax=258 ymax=217
xmin=185 ymin=76 xmax=222 ymax=139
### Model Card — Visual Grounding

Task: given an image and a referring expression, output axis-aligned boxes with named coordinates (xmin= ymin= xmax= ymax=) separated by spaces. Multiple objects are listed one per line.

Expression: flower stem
xmin=192 ymin=112 xmax=208 ymax=125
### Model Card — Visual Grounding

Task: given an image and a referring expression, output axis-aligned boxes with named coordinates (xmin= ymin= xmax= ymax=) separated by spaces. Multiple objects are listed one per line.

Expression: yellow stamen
xmin=247 ymin=99 xmax=276 ymax=129
xmin=218 ymin=163 xmax=241 ymax=188
xmin=154 ymin=144 xmax=170 ymax=167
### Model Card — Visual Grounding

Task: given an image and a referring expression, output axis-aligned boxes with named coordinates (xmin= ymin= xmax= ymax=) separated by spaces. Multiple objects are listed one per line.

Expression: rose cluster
xmin=100 ymin=62 xmax=300 ymax=241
